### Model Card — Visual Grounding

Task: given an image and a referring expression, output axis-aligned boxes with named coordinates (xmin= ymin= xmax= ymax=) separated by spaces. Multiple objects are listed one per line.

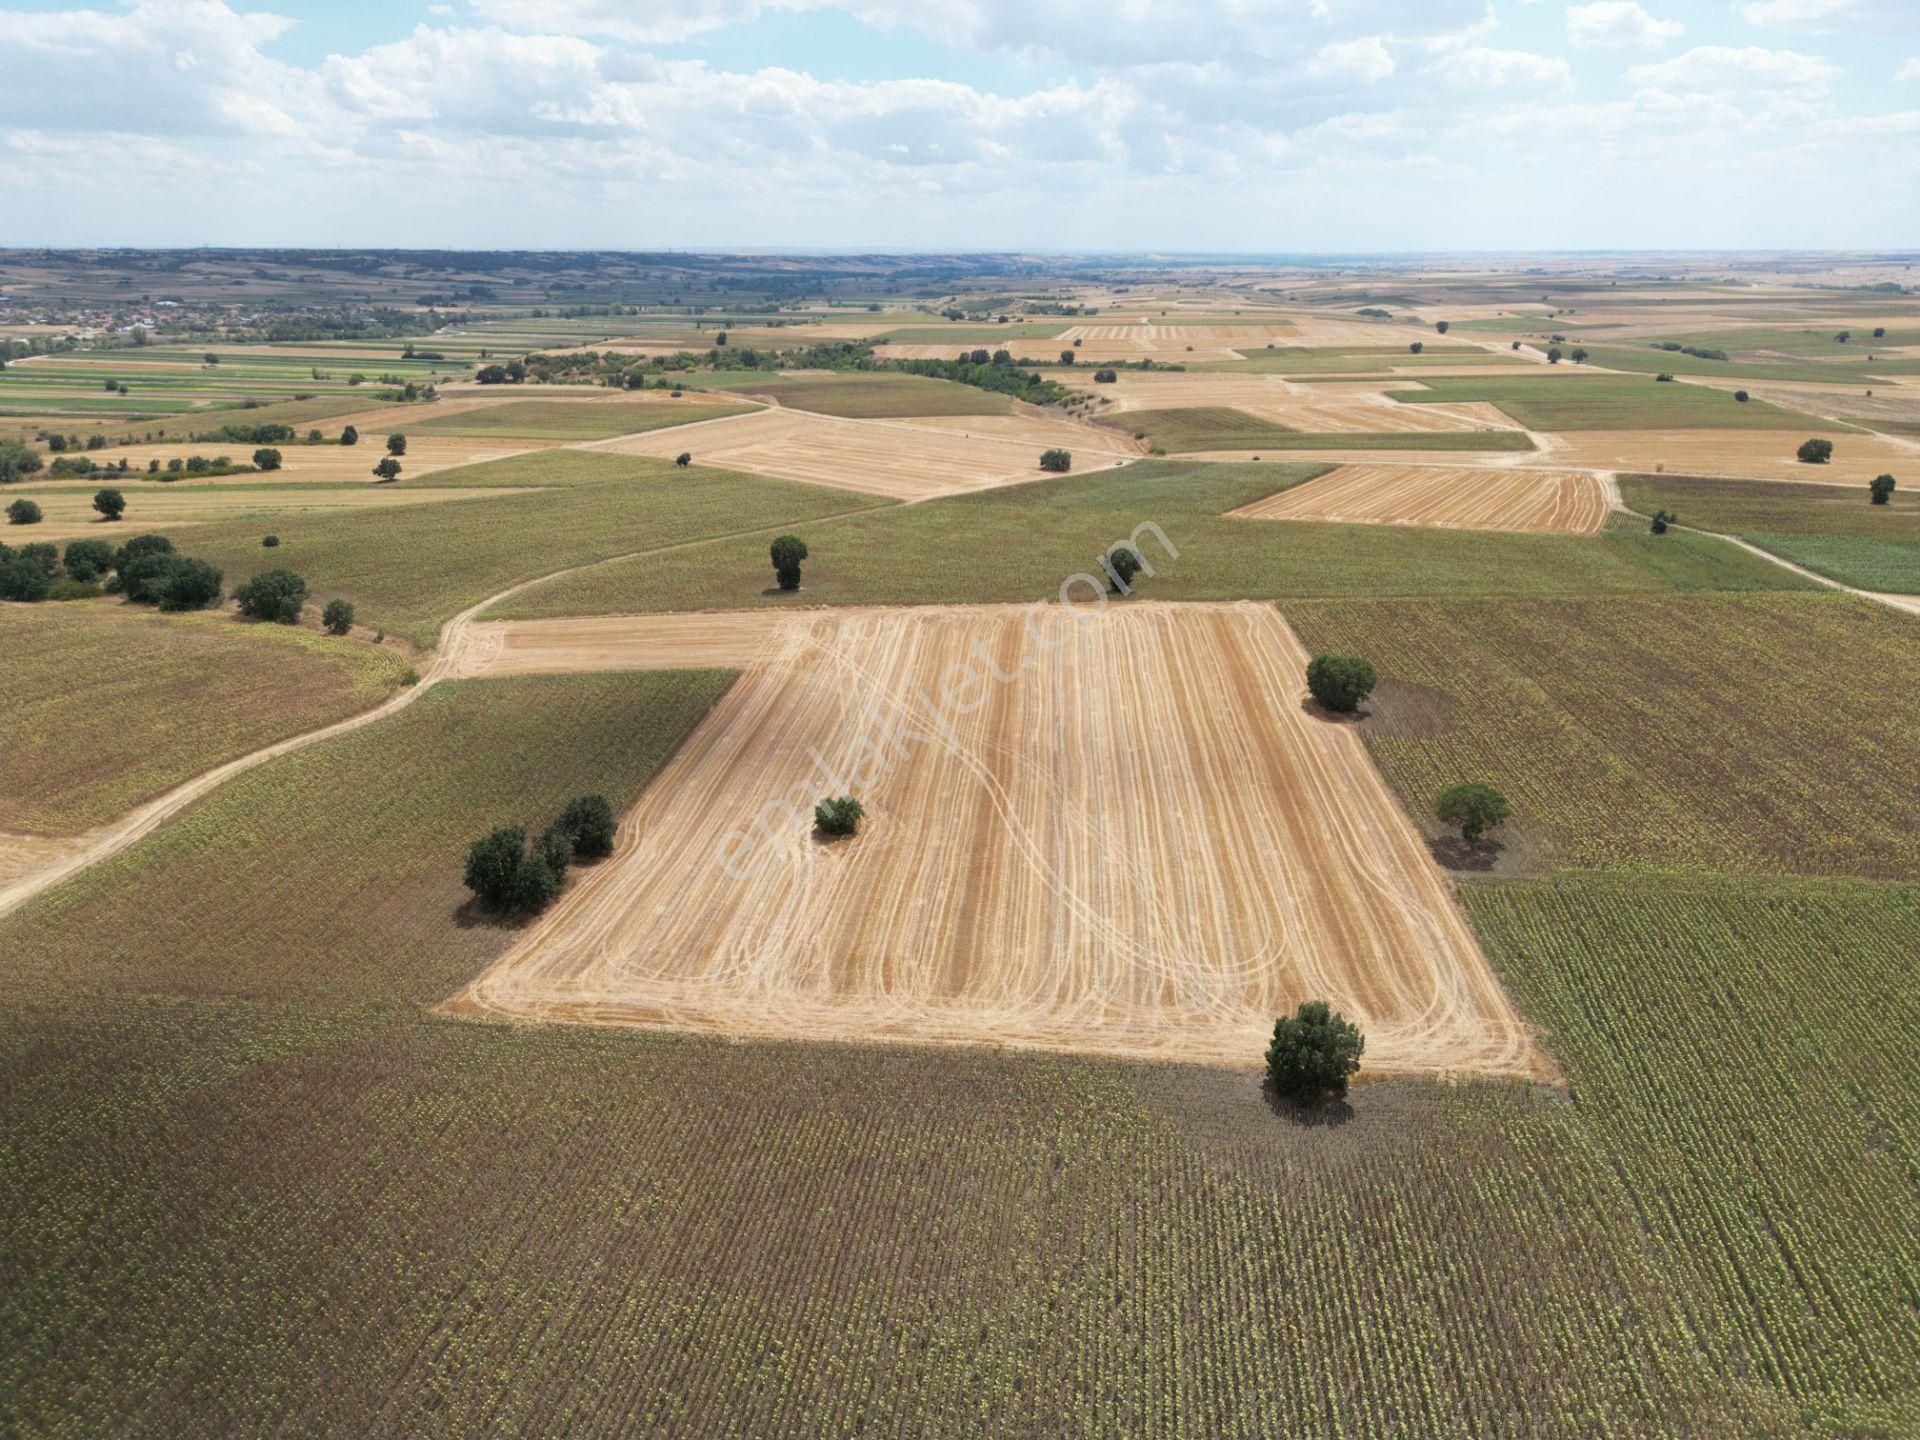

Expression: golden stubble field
xmin=1233 ymin=463 xmax=1612 ymax=535
xmin=446 ymin=601 xmax=1552 ymax=1080
xmin=584 ymin=405 xmax=1136 ymax=500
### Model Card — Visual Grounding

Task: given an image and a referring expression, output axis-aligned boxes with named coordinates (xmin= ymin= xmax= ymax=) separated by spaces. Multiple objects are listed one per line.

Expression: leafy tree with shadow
xmin=7 ymin=498 xmax=41 ymax=525
xmin=1436 ymin=782 xmax=1511 ymax=842
xmin=560 ymin=794 xmax=618 ymax=859
xmin=93 ymin=488 xmax=126 ymax=521
xmin=1266 ymin=1000 xmax=1364 ymax=1102
xmin=1797 ymin=438 xmax=1834 ymax=465
xmin=770 ymin=534 xmax=809 ymax=590
xmin=322 ymin=598 xmax=355 ymax=635
xmin=234 ymin=568 xmax=308 ymax=624
xmin=1306 ymin=654 xmax=1377 ymax=714
xmin=1870 ymin=474 xmax=1896 ymax=505
xmin=815 ymin=796 xmax=864 ymax=836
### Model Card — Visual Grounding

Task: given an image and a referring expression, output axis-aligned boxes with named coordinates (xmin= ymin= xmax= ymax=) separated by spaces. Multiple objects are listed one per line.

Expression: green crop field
xmin=170 ymin=450 xmax=892 ymax=646
xmin=1288 ymin=591 xmax=1920 ymax=878
xmin=1622 ymin=473 xmax=1920 ymax=592
xmin=404 ymin=398 xmax=756 ymax=440
xmin=1101 ymin=407 xmax=1531 ymax=452
xmin=1388 ymin=374 xmax=1834 ymax=430
xmin=0 ymin=602 xmax=409 ymax=834
xmin=692 ymin=370 xmax=1013 ymax=417
xmin=498 ymin=459 xmax=1803 ymax=619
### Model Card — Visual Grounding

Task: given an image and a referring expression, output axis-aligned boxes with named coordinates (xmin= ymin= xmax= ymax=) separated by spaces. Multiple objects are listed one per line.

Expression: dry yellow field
xmin=44 ymin=435 xmax=551 ymax=487
xmin=1081 ymin=371 xmax=1516 ymax=432
xmin=6 ymin=483 xmax=532 ymax=540
xmin=450 ymin=611 xmax=792 ymax=677
xmin=1546 ymin=429 xmax=1918 ymax=485
xmin=447 ymin=601 xmax=1551 ymax=1079
xmin=1232 ymin=464 xmax=1610 ymax=535
xmin=583 ymin=405 xmax=1134 ymax=500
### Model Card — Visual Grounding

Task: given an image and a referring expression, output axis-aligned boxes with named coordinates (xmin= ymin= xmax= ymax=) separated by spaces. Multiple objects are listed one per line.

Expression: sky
xmin=1 ymin=0 xmax=1917 ymax=252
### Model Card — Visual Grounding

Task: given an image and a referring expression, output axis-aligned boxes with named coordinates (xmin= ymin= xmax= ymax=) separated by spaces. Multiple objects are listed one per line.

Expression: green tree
xmin=1650 ymin=508 xmax=1678 ymax=535
xmin=92 ymin=488 xmax=126 ymax=521
xmin=534 ymin=822 xmax=574 ymax=879
xmin=6 ymin=498 xmax=41 ymax=525
xmin=508 ymin=851 xmax=562 ymax=913
xmin=1870 ymin=474 xmax=1896 ymax=505
xmin=234 ymin=568 xmax=308 ymax=624
xmin=340 ymin=425 xmax=359 ymax=446
xmin=386 ymin=433 xmax=407 ymax=457
xmin=1105 ymin=546 xmax=1143 ymax=593
xmin=62 ymin=537 xmax=114 ymax=581
xmin=675 ymin=452 xmax=692 ymax=467
xmin=815 ymin=795 xmax=865 ymax=836
xmin=1305 ymin=654 xmax=1377 ymax=713
xmin=1408 ymin=341 xmax=1424 ymax=355
xmin=464 ymin=827 xmax=527 ymax=911
xmin=1733 ymin=390 xmax=1749 ymax=403
xmin=252 ymin=447 xmax=283 ymax=471
xmin=560 ymin=794 xmax=618 ymax=859
xmin=322 ymin=597 xmax=355 ymax=635
xmin=1039 ymin=448 xmax=1072 ymax=473
xmin=1434 ymin=320 xmax=1450 ymax=334
xmin=0 ymin=551 xmax=52 ymax=602
xmin=156 ymin=558 xmax=223 ymax=612
xmin=1436 ymin=782 xmax=1511 ymax=842
xmin=372 ymin=457 xmax=402 ymax=482
xmin=770 ymin=534 xmax=809 ymax=590
xmin=1265 ymin=1000 xmax=1364 ymax=1102
xmin=1093 ymin=368 xmax=1118 ymax=383
xmin=1797 ymin=438 xmax=1834 ymax=464
xmin=1546 ymin=346 xmax=1563 ymax=364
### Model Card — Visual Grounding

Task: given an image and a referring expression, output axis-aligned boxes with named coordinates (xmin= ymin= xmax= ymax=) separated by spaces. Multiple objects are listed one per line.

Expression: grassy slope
xmin=692 ymin=371 xmax=1012 ymax=418
xmin=171 ymin=450 xmax=892 ymax=646
xmin=498 ymin=459 xmax=1805 ymax=619
xmin=1391 ymin=374 xmax=1835 ymax=430
xmin=405 ymin=399 xmax=756 ymax=440
xmin=1622 ymin=473 xmax=1920 ymax=592
xmin=0 ymin=602 xmax=409 ymax=834
xmin=1287 ymin=591 xmax=1920 ymax=879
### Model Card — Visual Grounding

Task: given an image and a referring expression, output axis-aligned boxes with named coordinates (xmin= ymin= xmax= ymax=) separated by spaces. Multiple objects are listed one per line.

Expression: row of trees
xmin=464 ymin=796 xmax=619 ymax=915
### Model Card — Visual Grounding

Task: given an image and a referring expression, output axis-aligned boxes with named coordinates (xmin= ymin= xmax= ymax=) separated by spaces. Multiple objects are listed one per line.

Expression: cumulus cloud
xmin=1565 ymin=2 xmax=1684 ymax=51
xmin=1899 ymin=58 xmax=1920 ymax=80
xmin=1307 ymin=37 xmax=1396 ymax=83
xmin=1627 ymin=45 xmax=1839 ymax=91
xmin=1445 ymin=47 xmax=1573 ymax=88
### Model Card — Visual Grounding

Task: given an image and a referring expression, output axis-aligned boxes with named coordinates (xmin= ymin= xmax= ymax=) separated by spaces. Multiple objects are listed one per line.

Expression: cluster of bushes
xmin=0 ymin=540 xmax=66 ymax=600
xmin=464 ymin=795 xmax=618 ymax=915
xmin=1653 ymin=341 xmax=1730 ymax=361
xmin=200 ymin=422 xmax=296 ymax=445
xmin=887 ymin=355 xmax=1070 ymax=405
xmin=0 ymin=532 xmax=223 ymax=607
xmin=1039 ymin=448 xmax=1072 ymax=473
xmin=1 ymin=442 xmax=46 ymax=484
xmin=1798 ymin=438 xmax=1835 ymax=465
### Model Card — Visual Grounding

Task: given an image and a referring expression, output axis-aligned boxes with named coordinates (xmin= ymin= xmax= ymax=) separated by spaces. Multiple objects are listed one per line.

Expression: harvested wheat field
xmin=52 ymin=435 xmax=552 ymax=487
xmin=450 ymin=611 xmax=791 ymax=677
xmin=6 ymin=482 xmax=533 ymax=540
xmin=448 ymin=601 xmax=1551 ymax=1079
xmin=584 ymin=406 xmax=1131 ymax=500
xmin=1548 ymin=429 xmax=1917 ymax=486
xmin=1087 ymin=372 xmax=1515 ymax=433
xmin=1233 ymin=464 xmax=1610 ymax=535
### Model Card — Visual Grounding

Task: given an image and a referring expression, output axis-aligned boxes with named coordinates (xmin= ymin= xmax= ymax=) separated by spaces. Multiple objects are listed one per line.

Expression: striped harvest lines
xmin=1231 ymin=464 xmax=1611 ymax=535
xmin=449 ymin=602 xmax=1550 ymax=1080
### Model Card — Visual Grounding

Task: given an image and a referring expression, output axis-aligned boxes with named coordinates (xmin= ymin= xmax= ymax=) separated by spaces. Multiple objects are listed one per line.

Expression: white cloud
xmin=1899 ymin=58 xmax=1920 ymax=80
xmin=1307 ymin=37 xmax=1396 ymax=83
xmin=1627 ymin=45 xmax=1839 ymax=91
xmin=1446 ymin=47 xmax=1573 ymax=88
xmin=1736 ymin=0 xmax=1849 ymax=29
xmin=1566 ymin=2 xmax=1684 ymax=51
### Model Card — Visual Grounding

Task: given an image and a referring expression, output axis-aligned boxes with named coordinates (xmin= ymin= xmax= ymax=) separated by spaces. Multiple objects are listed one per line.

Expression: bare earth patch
xmin=1232 ymin=464 xmax=1610 ymax=535
xmin=446 ymin=601 xmax=1552 ymax=1080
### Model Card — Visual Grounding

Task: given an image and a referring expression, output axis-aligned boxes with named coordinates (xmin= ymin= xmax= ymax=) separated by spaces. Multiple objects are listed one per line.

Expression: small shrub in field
xmin=1059 ymin=350 xmax=1076 ymax=365
xmin=1650 ymin=509 xmax=1678 ymax=535
xmin=1040 ymin=448 xmax=1072 ymax=473
xmin=815 ymin=795 xmax=864 ymax=836
xmin=1093 ymin=368 xmax=1118 ymax=383
xmin=675 ymin=452 xmax=692 ymax=467
xmin=93 ymin=488 xmax=126 ymax=521
xmin=560 ymin=794 xmax=618 ymax=859
xmin=1797 ymin=438 xmax=1833 ymax=465
xmin=770 ymin=534 xmax=808 ymax=590
xmin=6 ymin=498 xmax=41 ymax=525
xmin=340 ymin=425 xmax=359 ymax=445
xmin=1266 ymin=1000 xmax=1364 ymax=1102
xmin=386 ymin=433 xmax=407 ymax=457
xmin=1733 ymin=390 xmax=1749 ymax=402
xmin=1571 ymin=348 xmax=1589 ymax=364
xmin=1306 ymin=654 xmax=1377 ymax=714
xmin=1546 ymin=347 xmax=1563 ymax=364
xmin=1655 ymin=373 xmax=1675 ymax=383
xmin=1105 ymin=546 xmax=1143 ymax=593
xmin=1435 ymin=320 xmax=1450 ymax=335
xmin=1436 ymin=782 xmax=1511 ymax=842
xmin=262 ymin=535 xmax=280 ymax=547
xmin=322 ymin=598 xmax=355 ymax=635
xmin=1409 ymin=341 xmax=1424 ymax=355
xmin=234 ymin=568 xmax=308 ymax=624
xmin=1869 ymin=474 xmax=1895 ymax=505
xmin=372 ymin=457 xmax=402 ymax=482
xmin=252 ymin=448 xmax=283 ymax=471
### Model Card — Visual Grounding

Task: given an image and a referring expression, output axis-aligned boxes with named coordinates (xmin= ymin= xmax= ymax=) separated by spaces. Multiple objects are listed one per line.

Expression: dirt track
xmin=446 ymin=602 xmax=1554 ymax=1080
xmin=1232 ymin=464 xmax=1610 ymax=535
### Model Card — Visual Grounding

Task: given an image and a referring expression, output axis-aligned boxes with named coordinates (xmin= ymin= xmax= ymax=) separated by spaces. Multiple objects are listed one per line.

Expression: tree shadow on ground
xmin=1427 ymin=834 xmax=1505 ymax=872
xmin=1261 ymin=1082 xmax=1356 ymax=1128
xmin=1298 ymin=697 xmax=1369 ymax=725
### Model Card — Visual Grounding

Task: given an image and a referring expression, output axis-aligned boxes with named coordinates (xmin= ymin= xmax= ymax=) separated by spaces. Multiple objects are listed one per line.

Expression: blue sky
xmin=2 ymin=0 xmax=1916 ymax=251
